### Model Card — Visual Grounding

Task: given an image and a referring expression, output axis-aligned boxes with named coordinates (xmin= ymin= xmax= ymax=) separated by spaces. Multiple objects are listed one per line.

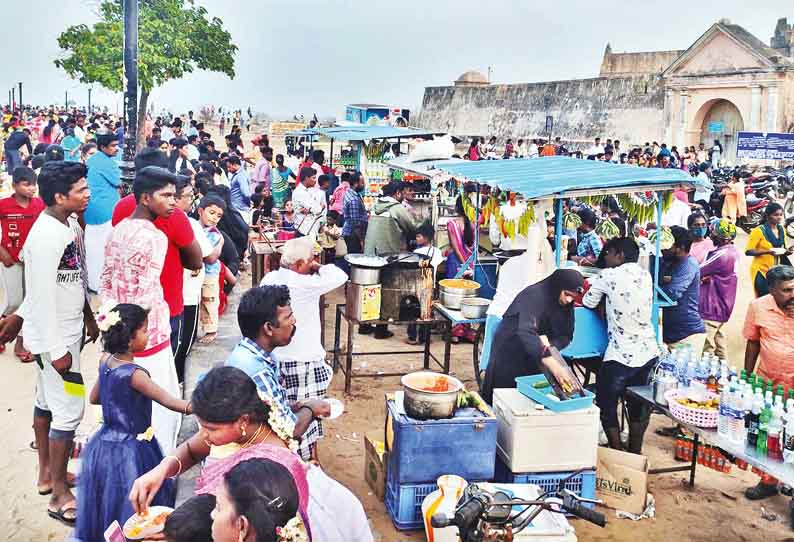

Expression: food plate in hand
xmin=771 ymin=247 xmax=787 ymax=255
xmin=123 ymin=506 xmax=173 ymax=540
xmin=325 ymin=398 xmax=344 ymax=419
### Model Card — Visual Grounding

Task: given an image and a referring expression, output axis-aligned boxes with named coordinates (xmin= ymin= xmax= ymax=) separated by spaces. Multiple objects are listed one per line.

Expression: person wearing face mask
xmin=743 ymin=265 xmax=794 ymax=501
xmin=658 ymin=226 xmax=706 ymax=352
xmin=687 ymin=212 xmax=714 ymax=264
xmin=481 ymin=269 xmax=584 ymax=404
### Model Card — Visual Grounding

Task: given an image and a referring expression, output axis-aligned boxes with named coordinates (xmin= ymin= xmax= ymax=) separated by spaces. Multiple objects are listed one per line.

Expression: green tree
xmin=55 ymin=0 xmax=237 ymax=147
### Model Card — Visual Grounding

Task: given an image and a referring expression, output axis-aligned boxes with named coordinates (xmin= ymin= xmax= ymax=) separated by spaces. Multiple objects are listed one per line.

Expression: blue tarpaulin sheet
xmin=434 ymin=156 xmax=700 ymax=199
xmin=316 ymin=126 xmax=440 ymax=141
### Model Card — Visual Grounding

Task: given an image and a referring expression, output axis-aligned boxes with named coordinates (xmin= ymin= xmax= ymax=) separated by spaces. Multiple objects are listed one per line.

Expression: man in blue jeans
xmin=4 ymin=127 xmax=33 ymax=173
xmin=583 ymin=237 xmax=661 ymax=452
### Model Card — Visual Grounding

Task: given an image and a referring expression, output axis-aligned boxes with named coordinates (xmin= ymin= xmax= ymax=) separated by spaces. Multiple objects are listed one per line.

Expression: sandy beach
xmin=1 ymin=221 xmax=792 ymax=542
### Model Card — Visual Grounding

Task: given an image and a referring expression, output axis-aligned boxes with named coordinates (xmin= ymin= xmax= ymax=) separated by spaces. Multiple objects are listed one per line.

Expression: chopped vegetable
xmin=532 ymin=380 xmax=551 ymax=389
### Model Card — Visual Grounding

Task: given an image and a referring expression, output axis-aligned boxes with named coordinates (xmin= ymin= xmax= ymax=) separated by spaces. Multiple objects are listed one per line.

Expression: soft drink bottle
xmin=768 ymin=407 xmax=783 ymax=460
xmin=747 ymin=391 xmax=762 ymax=448
xmin=784 ymin=399 xmax=794 ymax=464
xmin=758 ymin=405 xmax=771 ymax=456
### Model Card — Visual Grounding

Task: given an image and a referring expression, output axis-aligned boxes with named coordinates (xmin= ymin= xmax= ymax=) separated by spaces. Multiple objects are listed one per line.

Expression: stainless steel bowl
xmin=460 ymin=297 xmax=489 ymax=319
xmin=401 ymin=372 xmax=464 ymax=420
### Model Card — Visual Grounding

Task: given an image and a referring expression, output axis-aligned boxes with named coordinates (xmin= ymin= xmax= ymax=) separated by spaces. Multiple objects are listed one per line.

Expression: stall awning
xmin=285 ymin=129 xmax=319 ymax=137
xmin=386 ymin=156 xmax=465 ymax=177
xmin=435 ymin=157 xmax=702 ymax=199
xmin=316 ymin=126 xmax=442 ymax=142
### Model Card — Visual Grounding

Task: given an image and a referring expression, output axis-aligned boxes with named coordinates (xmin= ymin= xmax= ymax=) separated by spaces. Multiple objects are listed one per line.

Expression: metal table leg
xmin=443 ymin=320 xmax=452 ymax=374
xmin=332 ymin=305 xmax=342 ymax=373
xmin=345 ymin=317 xmax=354 ymax=394
xmin=690 ymin=433 xmax=699 ymax=487
xmin=423 ymin=322 xmax=431 ymax=370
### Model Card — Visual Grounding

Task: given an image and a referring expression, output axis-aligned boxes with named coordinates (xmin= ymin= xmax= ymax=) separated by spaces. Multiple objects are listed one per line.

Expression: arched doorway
xmin=696 ymin=99 xmax=744 ymax=166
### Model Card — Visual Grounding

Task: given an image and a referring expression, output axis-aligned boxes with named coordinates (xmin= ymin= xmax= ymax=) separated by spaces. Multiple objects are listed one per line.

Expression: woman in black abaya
xmin=481 ymin=269 xmax=584 ymax=403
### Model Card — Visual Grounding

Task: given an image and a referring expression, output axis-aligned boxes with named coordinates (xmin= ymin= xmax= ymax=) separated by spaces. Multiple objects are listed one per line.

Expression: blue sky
xmin=0 ymin=1 xmax=791 ymax=120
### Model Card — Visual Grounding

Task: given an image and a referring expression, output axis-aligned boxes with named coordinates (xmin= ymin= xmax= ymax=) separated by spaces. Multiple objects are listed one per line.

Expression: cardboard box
xmin=596 ymin=446 xmax=649 ymax=516
xmin=346 ymin=284 xmax=381 ymax=321
xmin=364 ymin=433 xmax=388 ymax=501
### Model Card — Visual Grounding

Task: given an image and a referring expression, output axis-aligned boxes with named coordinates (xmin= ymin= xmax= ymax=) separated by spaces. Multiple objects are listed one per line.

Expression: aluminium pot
xmin=345 ymin=254 xmax=388 ymax=285
xmin=401 ymin=372 xmax=464 ymax=420
xmin=438 ymin=279 xmax=480 ymax=310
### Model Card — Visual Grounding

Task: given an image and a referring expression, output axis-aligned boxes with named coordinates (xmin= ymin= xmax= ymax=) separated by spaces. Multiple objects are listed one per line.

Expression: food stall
xmin=424 ymin=156 xmax=701 ymax=340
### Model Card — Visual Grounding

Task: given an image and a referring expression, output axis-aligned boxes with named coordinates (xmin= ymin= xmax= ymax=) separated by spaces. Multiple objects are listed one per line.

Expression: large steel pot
xmin=401 ymin=372 xmax=464 ymax=420
xmin=439 ymin=279 xmax=480 ymax=310
xmin=345 ymin=254 xmax=388 ymax=285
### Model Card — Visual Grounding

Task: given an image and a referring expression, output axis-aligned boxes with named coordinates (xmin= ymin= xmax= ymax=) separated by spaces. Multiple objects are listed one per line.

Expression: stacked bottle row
xmin=719 ymin=371 xmax=794 ymax=463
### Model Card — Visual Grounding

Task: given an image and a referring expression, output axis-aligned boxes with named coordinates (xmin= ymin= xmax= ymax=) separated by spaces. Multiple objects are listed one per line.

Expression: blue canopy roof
xmin=316 ymin=125 xmax=441 ymax=141
xmin=285 ymin=129 xmax=319 ymax=137
xmin=435 ymin=156 xmax=700 ymax=199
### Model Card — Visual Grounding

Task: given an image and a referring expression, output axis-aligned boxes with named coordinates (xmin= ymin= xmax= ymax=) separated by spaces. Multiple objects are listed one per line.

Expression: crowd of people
xmin=464 ymin=134 xmax=726 ymax=171
xmin=0 ymin=104 xmax=377 ymax=542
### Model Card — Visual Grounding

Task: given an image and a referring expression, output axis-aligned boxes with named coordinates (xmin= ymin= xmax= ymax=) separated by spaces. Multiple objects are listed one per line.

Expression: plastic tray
xmin=516 ymin=374 xmax=595 ymax=412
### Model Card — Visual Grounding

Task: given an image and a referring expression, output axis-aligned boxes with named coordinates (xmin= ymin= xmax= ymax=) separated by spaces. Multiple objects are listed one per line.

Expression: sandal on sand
xmin=198 ymin=333 xmax=217 ymax=345
xmin=38 ymin=473 xmax=77 ymax=495
xmin=47 ymin=500 xmax=78 ymax=526
xmin=16 ymin=350 xmax=34 ymax=363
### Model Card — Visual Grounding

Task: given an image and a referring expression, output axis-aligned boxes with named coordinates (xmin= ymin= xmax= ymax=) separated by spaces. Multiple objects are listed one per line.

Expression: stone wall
xmin=417 ymin=75 xmax=666 ymax=148
xmin=783 ymin=72 xmax=794 ymax=133
xmin=599 ymin=50 xmax=684 ymax=77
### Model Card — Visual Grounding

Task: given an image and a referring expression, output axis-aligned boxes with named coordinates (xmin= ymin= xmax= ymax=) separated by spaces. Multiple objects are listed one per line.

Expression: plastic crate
xmin=516 ymin=374 xmax=596 ymax=412
xmin=494 ymin=458 xmax=597 ymax=510
xmin=386 ymin=396 xmax=497 ymax=484
xmin=384 ymin=477 xmax=437 ymax=531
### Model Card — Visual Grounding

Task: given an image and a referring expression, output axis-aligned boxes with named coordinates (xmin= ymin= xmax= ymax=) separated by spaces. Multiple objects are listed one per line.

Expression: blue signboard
xmin=737 ymin=131 xmax=794 ymax=160
xmin=708 ymin=121 xmax=724 ymax=133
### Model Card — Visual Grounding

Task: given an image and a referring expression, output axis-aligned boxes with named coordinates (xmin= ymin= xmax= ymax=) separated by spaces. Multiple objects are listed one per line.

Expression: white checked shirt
xmin=582 ymin=262 xmax=661 ymax=367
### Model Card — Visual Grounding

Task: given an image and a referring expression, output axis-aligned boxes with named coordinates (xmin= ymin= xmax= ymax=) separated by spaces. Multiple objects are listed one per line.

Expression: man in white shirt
xmin=293 ymin=167 xmax=327 ymax=239
xmin=583 ymin=237 xmax=661 ymax=453
xmin=73 ymin=115 xmax=88 ymax=144
xmin=585 ymin=137 xmax=604 ymax=158
xmin=527 ymin=139 xmax=540 ymax=158
xmin=694 ymin=162 xmax=714 ymax=213
xmin=261 ymin=237 xmax=348 ymax=460
xmin=661 ymin=196 xmax=691 ymax=228
xmin=0 ymin=161 xmax=97 ymax=524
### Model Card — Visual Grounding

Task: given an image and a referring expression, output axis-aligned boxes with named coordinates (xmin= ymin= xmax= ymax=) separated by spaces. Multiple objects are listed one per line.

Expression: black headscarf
xmin=481 ymin=269 xmax=583 ymax=404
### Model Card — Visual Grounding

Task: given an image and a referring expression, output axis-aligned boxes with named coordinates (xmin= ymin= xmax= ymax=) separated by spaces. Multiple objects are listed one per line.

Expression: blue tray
xmin=515 ymin=374 xmax=595 ymax=412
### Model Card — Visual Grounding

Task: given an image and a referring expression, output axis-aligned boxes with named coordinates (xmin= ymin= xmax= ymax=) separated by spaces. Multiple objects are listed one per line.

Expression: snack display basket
xmin=664 ymin=389 xmax=718 ymax=428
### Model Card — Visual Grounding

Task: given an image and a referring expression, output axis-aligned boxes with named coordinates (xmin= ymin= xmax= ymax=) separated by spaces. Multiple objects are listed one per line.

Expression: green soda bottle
xmin=757 ymin=406 xmax=771 ymax=456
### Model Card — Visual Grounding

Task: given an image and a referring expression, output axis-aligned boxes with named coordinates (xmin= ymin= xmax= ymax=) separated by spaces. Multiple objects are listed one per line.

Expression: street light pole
xmin=88 ymin=88 xmax=92 ymax=113
xmin=11 ymin=88 xmax=15 ymax=112
xmin=18 ymin=82 xmax=22 ymax=111
xmin=121 ymin=0 xmax=139 ymax=188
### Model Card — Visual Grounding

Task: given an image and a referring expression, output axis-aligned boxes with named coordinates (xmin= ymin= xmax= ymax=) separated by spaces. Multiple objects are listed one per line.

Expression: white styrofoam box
xmin=493 ymin=388 xmax=599 ymax=473
xmin=477 ymin=482 xmax=577 ymax=542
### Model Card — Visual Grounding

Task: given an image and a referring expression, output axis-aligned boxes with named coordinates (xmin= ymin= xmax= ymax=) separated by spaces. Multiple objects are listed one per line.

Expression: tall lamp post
xmin=121 ymin=0 xmax=139 ymax=188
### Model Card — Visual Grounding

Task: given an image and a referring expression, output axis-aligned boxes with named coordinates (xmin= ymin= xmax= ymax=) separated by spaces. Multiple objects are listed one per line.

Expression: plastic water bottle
xmin=784 ymin=398 xmax=794 ymax=464
xmin=731 ymin=385 xmax=749 ymax=445
xmin=718 ymin=380 xmax=732 ymax=439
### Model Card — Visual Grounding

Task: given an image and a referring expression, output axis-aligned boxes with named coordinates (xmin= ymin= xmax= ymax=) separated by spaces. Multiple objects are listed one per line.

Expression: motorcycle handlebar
xmin=563 ymin=498 xmax=606 ymax=527
xmin=430 ymin=513 xmax=452 ymax=529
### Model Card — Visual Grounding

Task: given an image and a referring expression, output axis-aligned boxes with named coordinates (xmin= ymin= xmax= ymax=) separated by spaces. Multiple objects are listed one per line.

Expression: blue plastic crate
xmin=386 ymin=398 xmax=497 ymax=484
xmin=384 ymin=478 xmax=437 ymax=531
xmin=515 ymin=374 xmax=595 ymax=412
xmin=494 ymin=458 xmax=597 ymax=510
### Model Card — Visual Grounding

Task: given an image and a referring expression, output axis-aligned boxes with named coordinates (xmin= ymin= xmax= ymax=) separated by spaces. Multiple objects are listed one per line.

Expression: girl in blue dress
xmin=76 ymin=303 xmax=192 ymax=541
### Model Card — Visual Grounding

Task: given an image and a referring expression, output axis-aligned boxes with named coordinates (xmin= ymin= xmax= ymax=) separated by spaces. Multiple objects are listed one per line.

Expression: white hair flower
xmin=96 ymin=300 xmax=122 ymax=332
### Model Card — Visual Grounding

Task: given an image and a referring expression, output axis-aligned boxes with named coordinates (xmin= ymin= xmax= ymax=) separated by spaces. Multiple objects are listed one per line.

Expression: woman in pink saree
xmin=129 ymin=367 xmax=372 ymax=542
